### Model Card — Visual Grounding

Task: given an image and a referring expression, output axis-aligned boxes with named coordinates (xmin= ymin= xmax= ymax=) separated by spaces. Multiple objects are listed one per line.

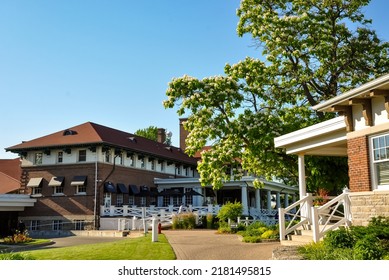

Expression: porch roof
xmin=313 ymin=73 xmax=389 ymax=112
xmin=0 ymin=194 xmax=37 ymax=211
xmin=274 ymin=116 xmax=347 ymax=156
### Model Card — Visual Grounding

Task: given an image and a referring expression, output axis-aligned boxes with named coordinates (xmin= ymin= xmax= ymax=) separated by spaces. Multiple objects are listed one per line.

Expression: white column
xmin=284 ymin=194 xmax=289 ymax=208
xmin=255 ymin=189 xmax=261 ymax=211
xmin=266 ymin=190 xmax=272 ymax=210
xmin=241 ymin=185 xmax=249 ymax=216
xmin=298 ymin=154 xmax=307 ymax=199
xmin=276 ymin=192 xmax=281 ymax=208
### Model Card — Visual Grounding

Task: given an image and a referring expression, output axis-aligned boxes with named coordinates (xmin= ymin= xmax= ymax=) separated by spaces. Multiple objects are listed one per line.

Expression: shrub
xmin=216 ymin=201 xmax=243 ymax=222
xmin=172 ymin=213 xmax=196 ymax=230
xmin=0 ymin=252 xmax=35 ymax=260
xmin=323 ymin=227 xmax=355 ymax=249
xmin=3 ymin=230 xmax=32 ymax=244
xmin=354 ymin=235 xmax=384 ymax=260
xmin=261 ymin=229 xmax=278 ymax=239
xmin=242 ymin=236 xmax=262 ymax=243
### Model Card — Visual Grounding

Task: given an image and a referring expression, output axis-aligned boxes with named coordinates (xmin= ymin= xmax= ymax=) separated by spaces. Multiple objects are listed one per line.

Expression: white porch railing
xmin=311 ymin=189 xmax=352 ymax=242
xmin=100 ymin=204 xmax=280 ymax=228
xmin=278 ymin=190 xmax=352 ymax=243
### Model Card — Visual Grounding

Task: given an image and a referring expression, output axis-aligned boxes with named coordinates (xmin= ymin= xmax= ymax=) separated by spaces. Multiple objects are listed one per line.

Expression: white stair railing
xmin=311 ymin=189 xmax=352 ymax=242
xmin=279 ymin=193 xmax=313 ymax=241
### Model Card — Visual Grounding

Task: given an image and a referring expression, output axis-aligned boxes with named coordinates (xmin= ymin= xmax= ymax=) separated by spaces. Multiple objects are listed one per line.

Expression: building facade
xmin=5 ymin=122 xmax=198 ymax=232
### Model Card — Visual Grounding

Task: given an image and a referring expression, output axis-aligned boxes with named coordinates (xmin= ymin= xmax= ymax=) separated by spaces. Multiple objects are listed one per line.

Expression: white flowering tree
xmin=163 ymin=0 xmax=389 ymax=192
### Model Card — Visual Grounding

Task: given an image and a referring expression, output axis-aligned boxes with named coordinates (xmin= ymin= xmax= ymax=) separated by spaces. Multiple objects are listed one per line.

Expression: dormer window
xmin=63 ymin=129 xmax=78 ymax=136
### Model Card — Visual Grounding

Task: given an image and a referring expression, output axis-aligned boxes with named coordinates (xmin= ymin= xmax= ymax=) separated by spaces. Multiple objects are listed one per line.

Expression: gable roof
xmin=0 ymin=172 xmax=20 ymax=194
xmin=5 ymin=122 xmax=198 ymax=166
xmin=0 ymin=158 xmax=21 ymax=181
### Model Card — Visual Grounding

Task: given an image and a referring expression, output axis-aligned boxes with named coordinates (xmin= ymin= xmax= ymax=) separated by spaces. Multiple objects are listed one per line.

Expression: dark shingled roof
xmin=6 ymin=122 xmax=198 ymax=166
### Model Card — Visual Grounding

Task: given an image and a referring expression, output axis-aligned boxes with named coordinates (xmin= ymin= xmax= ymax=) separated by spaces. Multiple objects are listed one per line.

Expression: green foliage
xmin=237 ymin=221 xmax=279 ymax=242
xmin=164 ymin=0 xmax=389 ymax=191
xmin=242 ymin=236 xmax=262 ymax=243
xmin=0 ymin=251 xmax=35 ymax=260
xmin=172 ymin=213 xmax=197 ymax=230
xmin=354 ymin=235 xmax=384 ymax=260
xmin=301 ymin=216 xmax=389 ymax=260
xmin=135 ymin=126 xmax=172 ymax=145
xmin=216 ymin=201 xmax=243 ymax=222
xmin=323 ymin=227 xmax=355 ymax=249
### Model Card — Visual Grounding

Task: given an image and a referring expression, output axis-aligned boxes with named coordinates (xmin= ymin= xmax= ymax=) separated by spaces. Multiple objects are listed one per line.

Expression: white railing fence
xmin=278 ymin=190 xmax=352 ymax=242
xmin=100 ymin=204 xmax=283 ymax=230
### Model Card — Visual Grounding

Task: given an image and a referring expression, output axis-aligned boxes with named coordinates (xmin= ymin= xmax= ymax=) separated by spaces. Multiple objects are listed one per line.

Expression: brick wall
xmin=20 ymin=162 xmax=179 ymax=230
xmin=347 ymin=136 xmax=371 ymax=192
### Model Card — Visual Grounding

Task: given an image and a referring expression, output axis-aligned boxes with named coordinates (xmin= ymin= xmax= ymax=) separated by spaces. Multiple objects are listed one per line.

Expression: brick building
xmin=5 ymin=122 xmax=198 ymax=232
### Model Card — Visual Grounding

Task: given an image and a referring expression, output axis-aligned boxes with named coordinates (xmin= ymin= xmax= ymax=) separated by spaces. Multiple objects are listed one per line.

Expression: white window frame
xmin=78 ymin=149 xmax=87 ymax=162
xmin=75 ymin=185 xmax=86 ymax=195
xmin=29 ymin=220 xmax=40 ymax=231
xmin=370 ymin=132 xmax=389 ymax=190
xmin=34 ymin=153 xmax=43 ymax=165
xmin=116 ymin=193 xmax=124 ymax=207
xmin=53 ymin=185 xmax=64 ymax=195
xmin=57 ymin=151 xmax=63 ymax=163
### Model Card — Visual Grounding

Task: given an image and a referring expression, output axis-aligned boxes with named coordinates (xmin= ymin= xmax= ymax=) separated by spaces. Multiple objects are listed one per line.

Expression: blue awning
xmin=104 ymin=181 xmax=116 ymax=193
xmin=117 ymin=183 xmax=128 ymax=194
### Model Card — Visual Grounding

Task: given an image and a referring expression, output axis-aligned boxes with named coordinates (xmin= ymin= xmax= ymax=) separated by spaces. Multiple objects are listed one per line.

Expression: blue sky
xmin=0 ymin=0 xmax=388 ymax=159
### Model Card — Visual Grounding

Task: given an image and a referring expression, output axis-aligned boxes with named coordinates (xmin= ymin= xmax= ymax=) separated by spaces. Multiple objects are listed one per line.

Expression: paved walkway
xmin=163 ymin=229 xmax=280 ymax=260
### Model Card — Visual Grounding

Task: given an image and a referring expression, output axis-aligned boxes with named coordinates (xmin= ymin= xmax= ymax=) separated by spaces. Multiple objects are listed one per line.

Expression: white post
xmin=255 ymin=189 xmax=261 ymax=211
xmin=276 ymin=192 xmax=281 ymax=208
xmin=267 ymin=190 xmax=272 ymax=210
xmin=241 ymin=184 xmax=249 ymax=216
xmin=151 ymin=218 xmax=158 ymax=242
xmin=298 ymin=154 xmax=306 ymax=199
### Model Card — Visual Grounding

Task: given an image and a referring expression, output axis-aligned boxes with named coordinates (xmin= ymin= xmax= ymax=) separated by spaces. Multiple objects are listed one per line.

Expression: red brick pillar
xmin=347 ymin=136 xmax=371 ymax=192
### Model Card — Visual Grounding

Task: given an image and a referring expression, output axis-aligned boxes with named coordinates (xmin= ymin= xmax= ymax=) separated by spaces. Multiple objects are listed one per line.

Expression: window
xmin=104 ymin=193 xmax=112 ymax=207
xmin=29 ymin=220 xmax=40 ymax=231
xmin=176 ymin=165 xmax=181 ymax=175
xmin=129 ymin=196 xmax=135 ymax=206
xmin=54 ymin=185 xmax=64 ymax=195
xmin=140 ymin=157 xmax=145 ymax=168
xmin=163 ymin=196 xmax=170 ymax=207
xmin=78 ymin=150 xmax=87 ymax=162
xmin=129 ymin=155 xmax=135 ymax=167
xmin=57 ymin=151 xmax=63 ymax=163
xmin=76 ymin=185 xmax=86 ymax=194
xmin=32 ymin=187 xmax=42 ymax=195
xmin=105 ymin=150 xmax=111 ymax=163
xmin=74 ymin=220 xmax=85 ymax=230
xmin=371 ymin=133 xmax=389 ymax=189
xmin=185 ymin=188 xmax=193 ymax=205
xmin=151 ymin=160 xmax=155 ymax=171
xmin=160 ymin=161 xmax=165 ymax=172
xmin=52 ymin=220 xmax=63 ymax=230
xmin=34 ymin=153 xmax=43 ymax=165
xmin=140 ymin=196 xmax=146 ymax=206
xmin=116 ymin=193 xmax=124 ymax=207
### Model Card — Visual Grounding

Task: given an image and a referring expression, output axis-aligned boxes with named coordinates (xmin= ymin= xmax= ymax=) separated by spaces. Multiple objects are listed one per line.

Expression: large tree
xmin=135 ymin=126 xmax=172 ymax=145
xmin=163 ymin=0 xmax=389 ymax=192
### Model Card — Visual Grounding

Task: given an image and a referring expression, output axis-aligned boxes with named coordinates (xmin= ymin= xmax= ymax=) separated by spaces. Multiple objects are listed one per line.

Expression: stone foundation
xmin=350 ymin=191 xmax=389 ymax=226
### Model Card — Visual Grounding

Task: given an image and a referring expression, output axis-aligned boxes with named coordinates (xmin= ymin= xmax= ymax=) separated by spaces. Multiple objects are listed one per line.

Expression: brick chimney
xmin=157 ymin=128 xmax=166 ymax=144
xmin=179 ymin=118 xmax=189 ymax=151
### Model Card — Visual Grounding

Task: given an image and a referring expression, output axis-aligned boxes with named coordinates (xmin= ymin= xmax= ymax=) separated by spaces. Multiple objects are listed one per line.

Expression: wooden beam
xmin=331 ymin=105 xmax=353 ymax=132
xmin=348 ymin=98 xmax=372 ymax=126
xmin=370 ymin=89 xmax=389 ymax=118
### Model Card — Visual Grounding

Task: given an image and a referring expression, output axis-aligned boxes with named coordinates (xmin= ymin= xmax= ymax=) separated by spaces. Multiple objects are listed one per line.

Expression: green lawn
xmin=11 ymin=234 xmax=176 ymax=260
